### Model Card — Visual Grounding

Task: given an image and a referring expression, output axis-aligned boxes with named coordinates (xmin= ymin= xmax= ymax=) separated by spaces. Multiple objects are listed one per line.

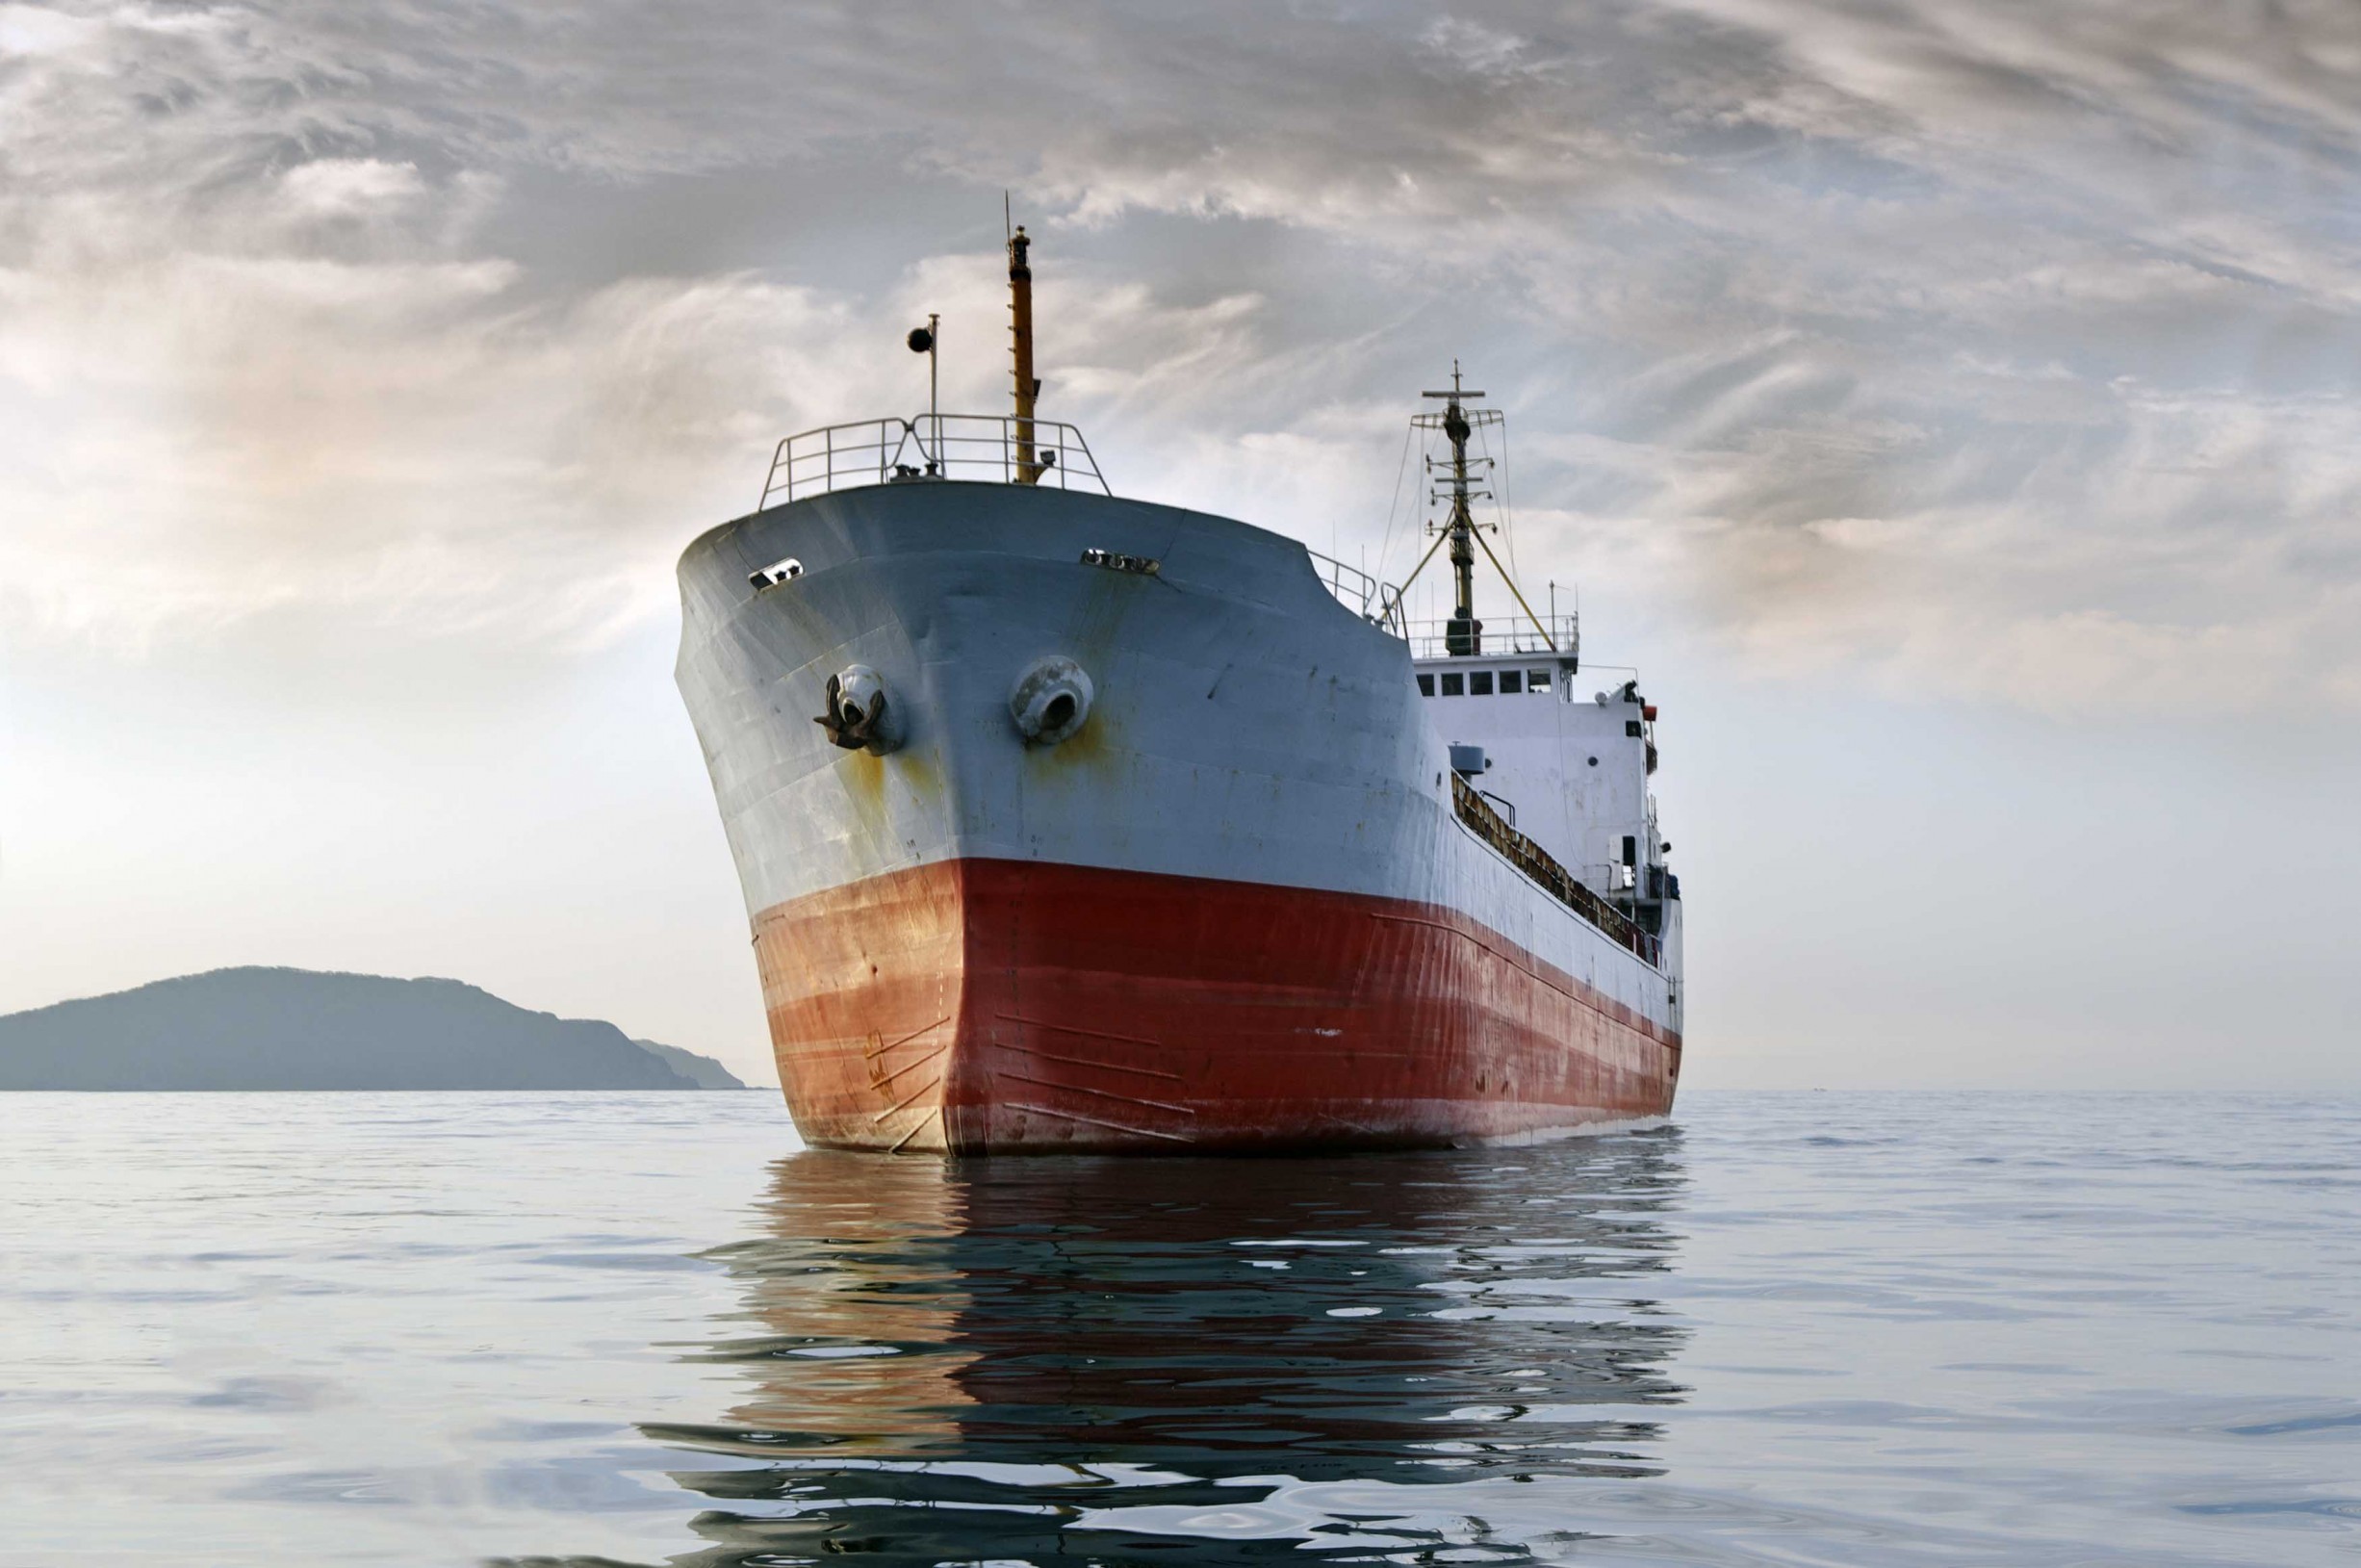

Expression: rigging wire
xmin=1373 ymin=418 xmax=1417 ymax=585
xmin=1501 ymin=412 xmax=1520 ymax=587
xmin=1472 ymin=415 xmax=1520 ymax=592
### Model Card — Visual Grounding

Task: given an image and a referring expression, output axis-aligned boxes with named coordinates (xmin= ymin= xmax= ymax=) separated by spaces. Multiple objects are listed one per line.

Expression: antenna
xmin=905 ymin=312 xmax=940 ymax=461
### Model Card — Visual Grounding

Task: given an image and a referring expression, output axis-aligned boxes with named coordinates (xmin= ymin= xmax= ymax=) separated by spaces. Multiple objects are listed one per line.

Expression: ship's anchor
xmin=816 ymin=665 xmax=896 ymax=753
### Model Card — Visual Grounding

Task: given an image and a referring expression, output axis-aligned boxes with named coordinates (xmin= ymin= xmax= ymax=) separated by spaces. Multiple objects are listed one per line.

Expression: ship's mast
xmin=1008 ymin=222 xmax=1041 ymax=484
xmin=1425 ymin=363 xmax=1486 ymax=655
xmin=1395 ymin=364 xmax=1562 ymax=657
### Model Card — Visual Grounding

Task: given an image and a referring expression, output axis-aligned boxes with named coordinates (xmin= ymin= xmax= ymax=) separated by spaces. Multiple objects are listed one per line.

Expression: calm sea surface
xmin=1 ymin=1091 xmax=2354 ymax=1566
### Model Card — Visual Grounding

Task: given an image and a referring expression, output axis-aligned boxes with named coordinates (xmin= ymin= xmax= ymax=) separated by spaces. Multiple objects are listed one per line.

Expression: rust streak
xmin=886 ymin=1106 xmax=941 ymax=1154
xmin=1005 ymin=1101 xmax=1194 ymax=1143
xmin=871 ymin=1071 xmax=944 ymax=1123
xmin=1366 ymin=911 xmax=1459 ymax=936
xmin=996 ymin=1070 xmax=1197 ymax=1117
xmin=869 ymin=1014 xmax=953 ymax=1057
xmin=998 ymin=1041 xmax=1185 ymax=1081
xmin=995 ymin=1013 xmax=1166 ymax=1049
xmin=869 ymin=1035 xmax=952 ymax=1092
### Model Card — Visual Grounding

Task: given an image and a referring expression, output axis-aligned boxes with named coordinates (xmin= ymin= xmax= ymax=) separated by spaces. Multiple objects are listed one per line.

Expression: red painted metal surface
xmin=753 ymin=858 xmax=1680 ymax=1154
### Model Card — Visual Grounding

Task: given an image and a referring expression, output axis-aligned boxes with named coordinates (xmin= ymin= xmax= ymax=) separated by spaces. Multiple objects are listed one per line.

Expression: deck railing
xmin=1402 ymin=611 xmax=1579 ymax=661
xmin=1452 ymin=773 xmax=1660 ymax=966
xmin=758 ymin=414 xmax=1111 ymax=509
xmin=1305 ymin=550 xmax=1410 ymax=635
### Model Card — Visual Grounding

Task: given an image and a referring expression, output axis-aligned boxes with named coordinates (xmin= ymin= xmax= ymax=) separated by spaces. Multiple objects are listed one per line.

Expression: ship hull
xmin=678 ymin=480 xmax=1682 ymax=1153
xmin=757 ymin=857 xmax=1675 ymax=1152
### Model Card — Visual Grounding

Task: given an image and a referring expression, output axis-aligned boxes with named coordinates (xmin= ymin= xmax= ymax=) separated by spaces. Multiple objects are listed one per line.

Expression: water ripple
xmin=5 ymin=1090 xmax=2357 ymax=1565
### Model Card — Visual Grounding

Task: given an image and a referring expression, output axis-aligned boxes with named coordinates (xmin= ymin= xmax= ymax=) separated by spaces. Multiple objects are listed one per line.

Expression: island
xmin=0 ymin=967 xmax=747 ymax=1091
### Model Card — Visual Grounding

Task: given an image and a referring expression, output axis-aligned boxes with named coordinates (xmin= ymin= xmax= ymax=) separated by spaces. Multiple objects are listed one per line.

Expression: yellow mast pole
xmin=1008 ymin=224 xmax=1039 ymax=483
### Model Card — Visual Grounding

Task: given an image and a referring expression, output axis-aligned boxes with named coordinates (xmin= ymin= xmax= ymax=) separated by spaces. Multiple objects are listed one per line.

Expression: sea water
xmin=0 ymin=1091 xmax=2353 ymax=1566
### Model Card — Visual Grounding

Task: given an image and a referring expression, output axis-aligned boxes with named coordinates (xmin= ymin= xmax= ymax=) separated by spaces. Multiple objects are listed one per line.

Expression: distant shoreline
xmin=0 ymin=967 xmax=753 ymax=1092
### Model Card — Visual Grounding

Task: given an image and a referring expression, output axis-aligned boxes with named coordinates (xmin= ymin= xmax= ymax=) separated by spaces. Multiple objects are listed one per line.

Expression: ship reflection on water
xmin=644 ymin=1133 xmax=1689 ymax=1564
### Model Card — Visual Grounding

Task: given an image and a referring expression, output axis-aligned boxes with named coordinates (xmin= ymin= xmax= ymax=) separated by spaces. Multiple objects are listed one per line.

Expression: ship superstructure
xmin=674 ymin=234 xmax=1683 ymax=1151
xmin=1390 ymin=368 xmax=1681 ymax=1015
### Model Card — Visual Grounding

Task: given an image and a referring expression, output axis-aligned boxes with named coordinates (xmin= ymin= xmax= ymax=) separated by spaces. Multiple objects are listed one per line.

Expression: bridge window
xmin=1471 ymin=671 xmax=1494 ymax=696
xmin=1440 ymin=672 xmax=1464 ymax=696
xmin=1500 ymin=670 xmax=1522 ymax=694
xmin=1527 ymin=668 xmax=1551 ymax=694
xmin=1417 ymin=673 xmax=1434 ymax=696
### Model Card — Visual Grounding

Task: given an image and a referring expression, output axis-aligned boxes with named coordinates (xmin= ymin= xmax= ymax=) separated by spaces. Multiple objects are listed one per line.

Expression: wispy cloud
xmin=3 ymin=0 xmax=2356 ymax=708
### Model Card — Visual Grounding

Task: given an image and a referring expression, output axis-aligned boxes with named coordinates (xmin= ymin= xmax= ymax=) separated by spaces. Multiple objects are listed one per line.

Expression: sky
xmin=3 ymin=0 xmax=2356 ymax=1091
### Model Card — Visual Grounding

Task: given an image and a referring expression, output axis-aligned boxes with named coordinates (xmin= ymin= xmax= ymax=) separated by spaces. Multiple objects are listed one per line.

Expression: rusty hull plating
xmin=755 ymin=857 xmax=1675 ymax=1153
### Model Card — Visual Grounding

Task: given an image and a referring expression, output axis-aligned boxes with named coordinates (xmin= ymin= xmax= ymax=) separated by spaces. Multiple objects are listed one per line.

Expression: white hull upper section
xmin=675 ymin=481 xmax=1681 ymax=1035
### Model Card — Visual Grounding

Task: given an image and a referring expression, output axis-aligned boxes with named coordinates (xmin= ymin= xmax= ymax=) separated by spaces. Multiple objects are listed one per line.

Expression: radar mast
xmin=1421 ymin=364 xmax=1490 ymax=655
xmin=1395 ymin=365 xmax=1562 ymax=658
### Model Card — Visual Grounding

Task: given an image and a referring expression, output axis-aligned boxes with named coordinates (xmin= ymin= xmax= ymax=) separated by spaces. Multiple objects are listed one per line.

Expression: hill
xmin=633 ymin=1039 xmax=745 ymax=1089
xmin=0 ymin=967 xmax=746 ymax=1091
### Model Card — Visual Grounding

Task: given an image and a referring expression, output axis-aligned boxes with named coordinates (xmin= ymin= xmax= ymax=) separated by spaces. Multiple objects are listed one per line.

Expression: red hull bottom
xmin=753 ymin=858 xmax=1681 ymax=1153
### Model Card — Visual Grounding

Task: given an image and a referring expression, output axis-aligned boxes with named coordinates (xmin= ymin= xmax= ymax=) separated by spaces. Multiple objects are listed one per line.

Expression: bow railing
xmin=759 ymin=415 xmax=1111 ymax=509
xmin=1305 ymin=550 xmax=1410 ymax=635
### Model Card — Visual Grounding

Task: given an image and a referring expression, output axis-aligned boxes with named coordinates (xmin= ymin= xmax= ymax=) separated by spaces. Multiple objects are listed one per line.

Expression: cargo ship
xmin=675 ymin=231 xmax=1683 ymax=1151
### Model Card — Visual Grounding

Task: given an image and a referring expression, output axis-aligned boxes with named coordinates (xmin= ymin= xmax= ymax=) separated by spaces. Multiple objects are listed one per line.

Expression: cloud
xmin=279 ymin=157 xmax=426 ymax=219
xmin=2 ymin=0 xmax=2357 ymax=711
